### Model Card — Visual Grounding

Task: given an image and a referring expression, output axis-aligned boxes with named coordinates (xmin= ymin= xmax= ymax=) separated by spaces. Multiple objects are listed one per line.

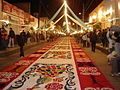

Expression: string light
xmin=64 ymin=0 xmax=70 ymax=33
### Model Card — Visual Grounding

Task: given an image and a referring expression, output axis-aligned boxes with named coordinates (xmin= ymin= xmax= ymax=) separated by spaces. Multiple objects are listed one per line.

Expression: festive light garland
xmin=37 ymin=3 xmax=64 ymax=30
xmin=46 ymin=15 xmax=64 ymax=31
xmin=64 ymin=0 xmax=70 ymax=33
xmin=67 ymin=14 xmax=86 ymax=29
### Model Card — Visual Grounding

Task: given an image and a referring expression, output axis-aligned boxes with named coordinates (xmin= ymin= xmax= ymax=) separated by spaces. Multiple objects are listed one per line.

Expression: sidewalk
xmin=0 ymin=40 xmax=45 ymax=57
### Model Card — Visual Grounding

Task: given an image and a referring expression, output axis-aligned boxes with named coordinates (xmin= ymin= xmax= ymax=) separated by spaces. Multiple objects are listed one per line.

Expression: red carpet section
xmin=0 ymin=40 xmax=58 ymax=90
xmin=71 ymin=38 xmax=114 ymax=90
xmin=0 ymin=37 xmax=114 ymax=90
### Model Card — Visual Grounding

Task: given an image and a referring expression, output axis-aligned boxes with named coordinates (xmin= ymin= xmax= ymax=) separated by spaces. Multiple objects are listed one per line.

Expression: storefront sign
xmin=19 ymin=10 xmax=24 ymax=18
xmin=3 ymin=1 xmax=12 ymax=13
xmin=30 ymin=17 xmax=34 ymax=22
xmin=24 ymin=12 xmax=30 ymax=21
xmin=3 ymin=13 xmax=9 ymax=20
xmin=11 ymin=6 xmax=19 ymax=17
xmin=19 ymin=18 xmax=24 ymax=25
xmin=3 ymin=1 xmax=25 ymax=19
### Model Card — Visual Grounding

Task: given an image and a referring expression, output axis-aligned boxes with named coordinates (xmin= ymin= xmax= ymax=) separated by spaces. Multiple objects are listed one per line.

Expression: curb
xmin=96 ymin=46 xmax=109 ymax=55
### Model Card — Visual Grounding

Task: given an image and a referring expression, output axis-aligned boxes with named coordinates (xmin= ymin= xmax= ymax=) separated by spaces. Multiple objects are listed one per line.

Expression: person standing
xmin=8 ymin=28 xmax=15 ymax=48
xmin=90 ymin=30 xmax=98 ymax=52
xmin=26 ymin=31 xmax=31 ymax=43
xmin=82 ymin=34 xmax=87 ymax=47
xmin=107 ymin=29 xmax=115 ymax=53
xmin=109 ymin=32 xmax=120 ymax=76
xmin=20 ymin=30 xmax=27 ymax=44
xmin=106 ymin=29 xmax=115 ymax=64
xmin=16 ymin=34 xmax=25 ymax=57
xmin=1 ymin=28 xmax=8 ymax=49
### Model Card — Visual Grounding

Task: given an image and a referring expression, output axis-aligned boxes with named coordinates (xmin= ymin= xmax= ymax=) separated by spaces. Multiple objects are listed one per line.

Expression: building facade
xmin=89 ymin=0 xmax=120 ymax=29
xmin=0 ymin=1 xmax=39 ymax=35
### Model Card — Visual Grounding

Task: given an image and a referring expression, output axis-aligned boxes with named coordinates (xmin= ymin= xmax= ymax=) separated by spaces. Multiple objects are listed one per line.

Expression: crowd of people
xmin=0 ymin=27 xmax=60 ymax=57
xmin=74 ymin=28 xmax=120 ymax=77
xmin=0 ymin=27 xmax=45 ymax=56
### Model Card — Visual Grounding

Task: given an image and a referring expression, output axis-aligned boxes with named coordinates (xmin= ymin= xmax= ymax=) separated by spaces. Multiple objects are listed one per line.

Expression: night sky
xmin=5 ymin=0 xmax=103 ymax=22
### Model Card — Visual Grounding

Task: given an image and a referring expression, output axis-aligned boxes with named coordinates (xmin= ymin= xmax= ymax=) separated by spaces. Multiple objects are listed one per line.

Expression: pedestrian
xmin=8 ymin=28 xmax=15 ymax=48
xmin=47 ymin=34 xmax=50 ymax=42
xmin=86 ymin=33 xmax=90 ymax=47
xmin=16 ymin=34 xmax=25 ymax=57
xmin=1 ymin=28 xmax=8 ymax=50
xmin=101 ymin=29 xmax=108 ymax=47
xmin=26 ymin=31 xmax=31 ymax=43
xmin=107 ymin=51 xmax=119 ymax=76
xmin=106 ymin=29 xmax=115 ymax=64
xmin=82 ymin=33 xmax=87 ymax=47
xmin=114 ymin=32 xmax=120 ymax=74
xmin=90 ymin=30 xmax=97 ymax=52
xmin=108 ymin=32 xmax=120 ymax=76
xmin=20 ymin=30 xmax=27 ymax=44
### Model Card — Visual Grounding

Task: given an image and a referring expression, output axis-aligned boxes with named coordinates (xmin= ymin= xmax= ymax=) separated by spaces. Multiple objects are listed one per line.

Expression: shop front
xmin=2 ymin=1 xmax=27 ymax=34
xmin=89 ymin=0 xmax=118 ymax=30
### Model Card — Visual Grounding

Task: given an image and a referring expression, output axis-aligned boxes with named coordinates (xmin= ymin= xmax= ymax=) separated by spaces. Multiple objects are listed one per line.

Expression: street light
xmin=79 ymin=12 xmax=81 ymax=15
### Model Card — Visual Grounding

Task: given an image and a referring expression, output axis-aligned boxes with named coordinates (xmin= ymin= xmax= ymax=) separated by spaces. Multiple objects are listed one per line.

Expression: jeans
xmin=8 ymin=37 xmax=14 ymax=47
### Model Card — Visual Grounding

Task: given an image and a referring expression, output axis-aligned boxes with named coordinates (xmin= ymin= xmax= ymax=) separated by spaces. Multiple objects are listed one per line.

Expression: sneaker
xmin=115 ymin=74 xmax=120 ymax=77
xmin=20 ymin=55 xmax=24 ymax=57
xmin=110 ymin=73 xmax=120 ymax=77
xmin=110 ymin=74 xmax=115 ymax=77
xmin=118 ymin=72 xmax=120 ymax=75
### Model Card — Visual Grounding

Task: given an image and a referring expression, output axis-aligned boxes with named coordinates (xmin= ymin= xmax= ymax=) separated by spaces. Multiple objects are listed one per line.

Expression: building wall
xmin=1 ymin=1 xmax=38 ymax=35
xmin=89 ymin=0 xmax=120 ymax=29
xmin=0 ymin=0 xmax=2 ymax=27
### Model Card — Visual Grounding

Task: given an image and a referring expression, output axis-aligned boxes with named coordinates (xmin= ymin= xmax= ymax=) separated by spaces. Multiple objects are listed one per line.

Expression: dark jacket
xmin=0 ymin=31 xmax=2 ymax=39
xmin=90 ymin=32 xmax=97 ymax=42
xmin=9 ymin=30 xmax=15 ymax=38
xmin=16 ymin=35 xmax=25 ymax=47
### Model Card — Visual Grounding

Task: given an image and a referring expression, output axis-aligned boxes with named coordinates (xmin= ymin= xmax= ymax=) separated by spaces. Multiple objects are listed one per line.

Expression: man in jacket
xmin=8 ymin=28 xmax=15 ymax=47
xmin=90 ymin=30 xmax=98 ymax=52
xmin=16 ymin=34 xmax=25 ymax=57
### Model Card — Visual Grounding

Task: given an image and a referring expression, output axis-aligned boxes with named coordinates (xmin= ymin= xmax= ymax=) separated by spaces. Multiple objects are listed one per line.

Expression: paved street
xmin=0 ymin=41 xmax=50 ymax=70
xmin=0 ymin=37 xmax=120 ymax=90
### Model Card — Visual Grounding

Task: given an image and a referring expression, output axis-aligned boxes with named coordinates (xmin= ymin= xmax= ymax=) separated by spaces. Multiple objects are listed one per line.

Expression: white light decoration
xmin=33 ymin=26 xmax=37 ymax=30
xmin=0 ymin=20 xmax=9 ymax=24
xmin=64 ymin=0 xmax=70 ymax=33
xmin=98 ymin=9 xmax=103 ymax=21
xmin=72 ymin=23 xmax=75 ymax=25
xmin=92 ymin=15 xmax=97 ymax=19
xmin=89 ymin=16 xmax=92 ymax=23
xmin=80 ymin=30 xmax=83 ymax=33
xmin=85 ymin=22 xmax=89 ymax=24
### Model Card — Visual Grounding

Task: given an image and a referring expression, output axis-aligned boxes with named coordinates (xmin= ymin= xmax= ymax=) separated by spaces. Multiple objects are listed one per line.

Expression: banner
xmin=11 ymin=6 xmax=19 ymax=17
xmin=19 ymin=9 xmax=24 ymax=18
